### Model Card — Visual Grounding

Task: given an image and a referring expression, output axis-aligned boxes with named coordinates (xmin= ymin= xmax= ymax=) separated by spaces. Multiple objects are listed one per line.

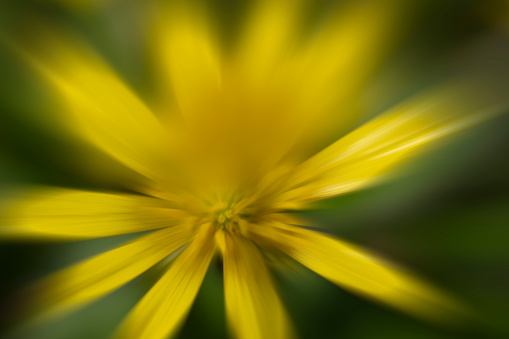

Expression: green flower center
xmin=214 ymin=208 xmax=236 ymax=230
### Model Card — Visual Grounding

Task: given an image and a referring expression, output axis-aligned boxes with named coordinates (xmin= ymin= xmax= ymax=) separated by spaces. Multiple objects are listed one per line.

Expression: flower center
xmin=214 ymin=207 xmax=238 ymax=231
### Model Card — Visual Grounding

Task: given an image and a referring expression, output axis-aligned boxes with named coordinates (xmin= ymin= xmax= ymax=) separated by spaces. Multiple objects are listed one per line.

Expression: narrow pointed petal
xmin=152 ymin=2 xmax=221 ymax=115
xmin=228 ymin=1 xmax=414 ymax=166
xmin=251 ymin=223 xmax=468 ymax=322
xmin=278 ymin=1 xmax=412 ymax=154
xmin=233 ymin=0 xmax=303 ymax=83
xmin=277 ymin=84 xmax=506 ymax=208
xmin=18 ymin=33 xmax=170 ymax=181
xmin=1 ymin=188 xmax=189 ymax=240
xmin=291 ymin=0 xmax=410 ymax=114
xmin=27 ymin=225 xmax=195 ymax=321
xmin=221 ymin=232 xmax=293 ymax=339
xmin=115 ymin=226 xmax=216 ymax=339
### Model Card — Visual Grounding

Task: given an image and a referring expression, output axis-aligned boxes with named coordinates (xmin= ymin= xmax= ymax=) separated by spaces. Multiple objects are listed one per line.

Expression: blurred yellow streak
xmin=231 ymin=0 xmax=412 ymax=158
xmin=27 ymin=225 xmax=195 ymax=322
xmin=233 ymin=0 xmax=303 ymax=84
xmin=151 ymin=1 xmax=222 ymax=116
xmin=115 ymin=225 xmax=216 ymax=339
xmin=275 ymin=84 xmax=505 ymax=209
xmin=220 ymin=231 xmax=293 ymax=339
xmin=250 ymin=222 xmax=469 ymax=323
xmin=18 ymin=34 xmax=171 ymax=183
xmin=1 ymin=187 xmax=189 ymax=240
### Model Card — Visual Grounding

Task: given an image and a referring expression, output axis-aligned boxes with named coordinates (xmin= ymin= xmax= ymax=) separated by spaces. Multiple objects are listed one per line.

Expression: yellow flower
xmin=2 ymin=0 xmax=506 ymax=338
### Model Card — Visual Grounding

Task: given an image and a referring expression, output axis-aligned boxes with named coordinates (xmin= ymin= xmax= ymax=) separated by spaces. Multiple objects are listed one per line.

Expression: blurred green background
xmin=1 ymin=0 xmax=509 ymax=338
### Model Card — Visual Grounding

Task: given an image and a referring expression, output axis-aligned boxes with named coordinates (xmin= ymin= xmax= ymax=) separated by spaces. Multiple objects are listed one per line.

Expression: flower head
xmin=2 ymin=0 xmax=506 ymax=338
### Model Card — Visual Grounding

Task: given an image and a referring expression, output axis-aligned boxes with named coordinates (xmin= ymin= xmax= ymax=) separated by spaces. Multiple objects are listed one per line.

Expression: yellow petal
xmin=222 ymin=233 xmax=293 ymax=339
xmin=115 ymin=225 xmax=216 ymax=339
xmin=159 ymin=0 xmax=304 ymax=190
xmin=233 ymin=0 xmax=302 ymax=84
xmin=251 ymin=223 xmax=467 ymax=322
xmin=277 ymin=84 xmax=505 ymax=208
xmin=1 ymin=187 xmax=189 ymax=240
xmin=151 ymin=2 xmax=221 ymax=115
xmin=27 ymin=225 xmax=195 ymax=322
xmin=290 ymin=0 xmax=409 ymax=113
xmin=289 ymin=2 xmax=406 ymax=153
xmin=18 ymin=32 xmax=170 ymax=181
xmin=232 ymin=0 xmax=411 ymax=159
